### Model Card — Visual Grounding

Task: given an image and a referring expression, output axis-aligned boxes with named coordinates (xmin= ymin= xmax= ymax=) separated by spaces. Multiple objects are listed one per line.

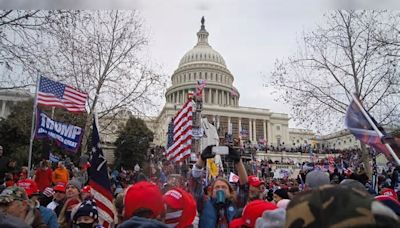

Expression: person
xmin=81 ymin=185 xmax=92 ymax=201
xmin=30 ymin=190 xmax=58 ymax=228
xmin=191 ymin=145 xmax=249 ymax=227
xmin=272 ymin=189 xmax=289 ymax=204
xmin=163 ymin=187 xmax=197 ymax=227
xmin=58 ymin=180 xmax=82 ymax=228
xmin=285 ymin=185 xmax=400 ymax=227
xmin=229 ymin=200 xmax=277 ymax=228
xmin=72 ymin=199 xmax=103 ymax=228
xmin=35 ymin=160 xmax=53 ymax=192
xmin=52 ymin=162 xmax=69 ymax=186
xmin=17 ymin=170 xmax=39 ymax=196
xmin=119 ymin=181 xmax=168 ymax=228
xmin=0 ymin=145 xmax=10 ymax=181
xmin=304 ymin=169 xmax=330 ymax=189
xmin=0 ymin=186 xmax=48 ymax=228
xmin=47 ymin=184 xmax=66 ymax=217
xmin=0 ymin=211 xmax=31 ymax=228
xmin=248 ymin=175 xmax=266 ymax=201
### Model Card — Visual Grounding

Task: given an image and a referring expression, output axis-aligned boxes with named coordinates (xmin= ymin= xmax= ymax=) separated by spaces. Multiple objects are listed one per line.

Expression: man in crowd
xmin=47 ymin=184 xmax=66 ymax=217
xmin=0 ymin=186 xmax=47 ymax=228
xmin=52 ymin=162 xmax=69 ymax=186
xmin=119 ymin=181 xmax=168 ymax=227
xmin=35 ymin=160 xmax=53 ymax=192
xmin=191 ymin=145 xmax=249 ymax=227
xmin=248 ymin=175 xmax=266 ymax=201
xmin=0 ymin=145 xmax=9 ymax=181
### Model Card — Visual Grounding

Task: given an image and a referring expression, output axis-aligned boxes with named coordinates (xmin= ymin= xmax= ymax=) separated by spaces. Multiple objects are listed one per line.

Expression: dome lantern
xmin=196 ymin=16 xmax=209 ymax=46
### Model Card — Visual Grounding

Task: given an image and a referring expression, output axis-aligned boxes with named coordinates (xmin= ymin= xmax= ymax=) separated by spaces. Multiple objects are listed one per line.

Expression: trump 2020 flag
xmin=89 ymin=118 xmax=115 ymax=227
xmin=37 ymin=76 xmax=88 ymax=113
xmin=345 ymin=96 xmax=400 ymax=163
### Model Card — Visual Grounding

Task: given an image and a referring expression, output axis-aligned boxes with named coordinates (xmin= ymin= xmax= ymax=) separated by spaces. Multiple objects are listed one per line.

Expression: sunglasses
xmin=55 ymin=191 xmax=65 ymax=194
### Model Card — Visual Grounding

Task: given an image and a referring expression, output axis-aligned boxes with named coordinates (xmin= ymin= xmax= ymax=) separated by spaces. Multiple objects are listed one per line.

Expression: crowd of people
xmin=0 ymin=144 xmax=399 ymax=227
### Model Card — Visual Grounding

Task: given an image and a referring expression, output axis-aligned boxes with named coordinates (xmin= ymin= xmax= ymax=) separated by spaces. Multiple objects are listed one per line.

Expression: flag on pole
xmin=196 ymin=79 xmax=206 ymax=97
xmin=228 ymin=172 xmax=239 ymax=183
xmin=345 ymin=95 xmax=400 ymax=163
xmin=89 ymin=117 xmax=115 ymax=227
xmin=230 ymin=87 xmax=239 ymax=97
xmin=166 ymin=100 xmax=193 ymax=162
xmin=37 ymin=76 xmax=88 ymax=113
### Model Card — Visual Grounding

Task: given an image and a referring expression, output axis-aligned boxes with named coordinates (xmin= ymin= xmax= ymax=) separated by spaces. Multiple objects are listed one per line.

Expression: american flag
xmin=89 ymin=118 xmax=115 ymax=227
xmin=37 ymin=76 xmax=88 ymax=113
xmin=166 ymin=100 xmax=193 ymax=163
xmin=196 ymin=79 xmax=206 ymax=97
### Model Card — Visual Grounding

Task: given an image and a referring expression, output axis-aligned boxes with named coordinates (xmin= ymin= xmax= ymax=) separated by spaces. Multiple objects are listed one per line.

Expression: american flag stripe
xmin=167 ymin=139 xmax=192 ymax=161
xmin=173 ymin=101 xmax=192 ymax=125
xmin=167 ymin=124 xmax=192 ymax=158
xmin=166 ymin=99 xmax=193 ymax=163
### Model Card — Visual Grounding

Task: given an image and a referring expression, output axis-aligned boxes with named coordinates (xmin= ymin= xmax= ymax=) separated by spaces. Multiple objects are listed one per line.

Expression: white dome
xmin=178 ymin=45 xmax=226 ymax=68
xmin=178 ymin=17 xmax=226 ymax=68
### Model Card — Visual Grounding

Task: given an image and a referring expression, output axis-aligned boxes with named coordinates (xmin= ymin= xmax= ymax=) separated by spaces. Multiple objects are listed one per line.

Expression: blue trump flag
xmin=35 ymin=110 xmax=83 ymax=153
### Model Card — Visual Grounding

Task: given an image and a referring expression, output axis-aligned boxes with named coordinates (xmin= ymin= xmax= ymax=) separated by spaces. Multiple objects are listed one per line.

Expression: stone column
xmin=208 ymin=88 xmax=212 ymax=104
xmin=267 ymin=121 xmax=272 ymax=145
xmin=249 ymin=119 xmax=253 ymax=142
xmin=1 ymin=100 xmax=6 ymax=117
xmin=238 ymin=117 xmax=242 ymax=137
xmin=216 ymin=90 xmax=219 ymax=105
xmin=202 ymin=89 xmax=205 ymax=102
xmin=263 ymin=120 xmax=267 ymax=141
xmin=253 ymin=119 xmax=257 ymax=142
xmin=227 ymin=116 xmax=231 ymax=134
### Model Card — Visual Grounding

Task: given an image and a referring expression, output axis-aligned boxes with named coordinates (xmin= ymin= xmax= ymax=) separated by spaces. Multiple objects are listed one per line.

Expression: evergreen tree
xmin=114 ymin=116 xmax=153 ymax=169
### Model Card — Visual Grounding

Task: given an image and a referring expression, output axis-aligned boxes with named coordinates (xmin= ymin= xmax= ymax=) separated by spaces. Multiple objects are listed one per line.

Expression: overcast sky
xmin=134 ymin=0 xmax=328 ymax=128
xmin=3 ymin=0 xmax=400 ymax=128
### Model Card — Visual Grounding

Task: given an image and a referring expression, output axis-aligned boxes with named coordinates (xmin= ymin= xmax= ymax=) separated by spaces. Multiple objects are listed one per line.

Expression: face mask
xmin=77 ymin=223 xmax=94 ymax=228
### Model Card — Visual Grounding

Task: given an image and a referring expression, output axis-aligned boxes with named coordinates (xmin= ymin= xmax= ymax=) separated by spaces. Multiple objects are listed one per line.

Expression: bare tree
xmin=0 ymin=10 xmax=75 ymax=90
xmin=31 ymin=10 xmax=166 ymax=152
xmin=269 ymin=10 xmax=400 ymax=131
xmin=268 ymin=10 xmax=400 ymax=175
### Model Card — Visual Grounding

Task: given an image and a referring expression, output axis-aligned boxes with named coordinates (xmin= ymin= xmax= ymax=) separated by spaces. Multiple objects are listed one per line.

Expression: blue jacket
xmin=199 ymin=198 xmax=237 ymax=228
xmin=39 ymin=206 xmax=58 ymax=228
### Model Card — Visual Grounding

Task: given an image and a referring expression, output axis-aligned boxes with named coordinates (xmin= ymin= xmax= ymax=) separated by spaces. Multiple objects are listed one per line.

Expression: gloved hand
xmin=201 ymin=145 xmax=216 ymax=160
xmin=227 ymin=146 xmax=241 ymax=164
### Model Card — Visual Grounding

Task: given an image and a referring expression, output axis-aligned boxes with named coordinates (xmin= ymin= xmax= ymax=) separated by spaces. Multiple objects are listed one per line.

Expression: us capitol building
xmin=150 ymin=18 xmax=290 ymax=149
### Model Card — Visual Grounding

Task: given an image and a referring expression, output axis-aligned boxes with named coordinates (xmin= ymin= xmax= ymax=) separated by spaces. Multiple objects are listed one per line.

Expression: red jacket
xmin=34 ymin=168 xmax=53 ymax=191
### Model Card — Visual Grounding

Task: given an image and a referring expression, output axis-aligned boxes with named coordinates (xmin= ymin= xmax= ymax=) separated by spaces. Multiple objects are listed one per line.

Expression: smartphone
xmin=212 ymin=146 xmax=229 ymax=155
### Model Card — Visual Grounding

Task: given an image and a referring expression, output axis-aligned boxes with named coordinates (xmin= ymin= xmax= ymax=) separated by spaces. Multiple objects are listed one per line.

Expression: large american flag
xmin=37 ymin=76 xmax=88 ymax=113
xmin=166 ymin=100 xmax=193 ymax=163
xmin=89 ymin=118 xmax=115 ymax=227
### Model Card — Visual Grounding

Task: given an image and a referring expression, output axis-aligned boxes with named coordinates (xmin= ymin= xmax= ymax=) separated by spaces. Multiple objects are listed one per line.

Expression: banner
xmin=35 ymin=110 xmax=84 ymax=153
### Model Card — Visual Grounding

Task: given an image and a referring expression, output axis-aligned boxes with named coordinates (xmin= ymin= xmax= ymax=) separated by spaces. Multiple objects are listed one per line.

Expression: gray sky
xmin=135 ymin=0 xmax=327 ymax=128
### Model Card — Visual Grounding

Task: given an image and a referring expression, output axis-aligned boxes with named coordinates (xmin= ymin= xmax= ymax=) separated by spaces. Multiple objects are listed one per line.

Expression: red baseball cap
xmin=381 ymin=188 xmax=397 ymax=201
xmin=124 ymin=181 xmax=164 ymax=219
xmin=17 ymin=179 xmax=38 ymax=197
xmin=163 ymin=188 xmax=196 ymax=228
xmin=54 ymin=184 xmax=66 ymax=193
xmin=233 ymin=200 xmax=277 ymax=227
xmin=248 ymin=176 xmax=265 ymax=187
xmin=82 ymin=185 xmax=91 ymax=194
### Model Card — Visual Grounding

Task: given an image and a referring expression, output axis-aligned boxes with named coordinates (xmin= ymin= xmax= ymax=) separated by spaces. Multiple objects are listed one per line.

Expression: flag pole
xmin=351 ymin=94 xmax=400 ymax=165
xmin=28 ymin=73 xmax=40 ymax=177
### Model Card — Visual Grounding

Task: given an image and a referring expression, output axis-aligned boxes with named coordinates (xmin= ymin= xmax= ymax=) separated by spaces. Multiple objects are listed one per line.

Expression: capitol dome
xmin=165 ymin=17 xmax=240 ymax=107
